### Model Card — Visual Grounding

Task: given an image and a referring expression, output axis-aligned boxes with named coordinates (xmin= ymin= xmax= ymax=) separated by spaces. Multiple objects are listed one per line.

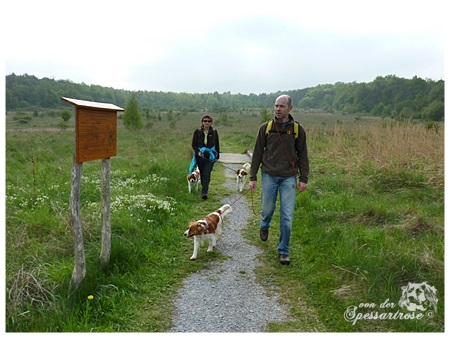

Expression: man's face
xmin=274 ymin=97 xmax=292 ymax=121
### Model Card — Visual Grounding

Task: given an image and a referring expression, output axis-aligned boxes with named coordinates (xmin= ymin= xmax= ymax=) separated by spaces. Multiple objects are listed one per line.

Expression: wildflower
xmin=87 ymin=295 xmax=94 ymax=300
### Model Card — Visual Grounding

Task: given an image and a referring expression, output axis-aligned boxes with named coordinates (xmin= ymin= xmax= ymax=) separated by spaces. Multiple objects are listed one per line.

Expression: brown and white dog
xmin=186 ymin=168 xmax=201 ymax=193
xmin=236 ymin=163 xmax=251 ymax=192
xmin=184 ymin=204 xmax=232 ymax=260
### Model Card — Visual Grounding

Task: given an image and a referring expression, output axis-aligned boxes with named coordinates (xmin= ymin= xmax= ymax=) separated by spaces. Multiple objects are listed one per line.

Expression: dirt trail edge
xmin=170 ymin=158 xmax=289 ymax=332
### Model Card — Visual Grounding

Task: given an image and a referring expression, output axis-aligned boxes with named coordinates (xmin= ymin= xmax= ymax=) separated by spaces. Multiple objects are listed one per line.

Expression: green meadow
xmin=5 ymin=108 xmax=444 ymax=332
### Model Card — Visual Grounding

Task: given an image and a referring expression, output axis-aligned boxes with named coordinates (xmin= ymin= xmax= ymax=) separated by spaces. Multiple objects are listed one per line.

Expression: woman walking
xmin=191 ymin=114 xmax=220 ymax=199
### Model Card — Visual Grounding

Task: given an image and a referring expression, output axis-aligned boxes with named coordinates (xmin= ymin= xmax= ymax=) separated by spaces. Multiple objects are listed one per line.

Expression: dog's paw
xmin=190 ymin=256 xmax=197 ymax=260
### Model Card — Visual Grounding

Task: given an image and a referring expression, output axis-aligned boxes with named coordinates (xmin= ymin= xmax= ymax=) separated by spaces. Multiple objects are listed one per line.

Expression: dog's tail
xmin=221 ymin=204 xmax=232 ymax=216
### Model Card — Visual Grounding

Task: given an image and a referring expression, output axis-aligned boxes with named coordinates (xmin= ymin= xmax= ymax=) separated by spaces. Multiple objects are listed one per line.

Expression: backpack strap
xmin=265 ymin=120 xmax=273 ymax=136
xmin=265 ymin=120 xmax=299 ymax=139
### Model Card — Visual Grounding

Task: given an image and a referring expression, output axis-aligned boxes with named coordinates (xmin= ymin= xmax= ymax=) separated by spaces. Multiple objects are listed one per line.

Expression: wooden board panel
xmin=76 ymin=108 xmax=117 ymax=163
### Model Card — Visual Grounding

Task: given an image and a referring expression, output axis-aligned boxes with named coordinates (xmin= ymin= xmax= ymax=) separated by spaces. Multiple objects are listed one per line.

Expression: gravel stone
xmin=171 ymin=164 xmax=288 ymax=332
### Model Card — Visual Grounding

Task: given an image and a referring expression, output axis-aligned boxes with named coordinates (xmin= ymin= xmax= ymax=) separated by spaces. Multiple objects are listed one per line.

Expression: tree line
xmin=5 ymin=73 xmax=444 ymax=121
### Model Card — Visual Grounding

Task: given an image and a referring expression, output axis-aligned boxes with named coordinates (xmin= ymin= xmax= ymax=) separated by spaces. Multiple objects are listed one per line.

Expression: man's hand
xmin=249 ymin=180 xmax=257 ymax=191
xmin=297 ymin=181 xmax=307 ymax=193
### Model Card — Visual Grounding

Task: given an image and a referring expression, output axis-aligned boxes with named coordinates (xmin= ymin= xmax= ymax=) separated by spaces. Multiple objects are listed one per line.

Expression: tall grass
xmin=5 ymin=110 xmax=444 ymax=332
xmin=311 ymin=123 xmax=443 ymax=186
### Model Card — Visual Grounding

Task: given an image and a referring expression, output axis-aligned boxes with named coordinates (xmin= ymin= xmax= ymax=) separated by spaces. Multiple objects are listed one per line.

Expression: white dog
xmin=236 ymin=163 xmax=251 ymax=192
xmin=186 ymin=168 xmax=201 ymax=193
xmin=398 ymin=282 xmax=438 ymax=312
xmin=184 ymin=204 xmax=232 ymax=260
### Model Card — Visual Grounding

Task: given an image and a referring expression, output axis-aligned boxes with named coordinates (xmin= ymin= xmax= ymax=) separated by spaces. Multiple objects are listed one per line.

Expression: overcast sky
xmin=3 ymin=0 xmax=446 ymax=94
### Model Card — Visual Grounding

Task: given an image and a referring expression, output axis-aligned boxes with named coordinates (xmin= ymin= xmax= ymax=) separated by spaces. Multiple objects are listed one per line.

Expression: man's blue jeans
xmin=260 ymin=172 xmax=297 ymax=255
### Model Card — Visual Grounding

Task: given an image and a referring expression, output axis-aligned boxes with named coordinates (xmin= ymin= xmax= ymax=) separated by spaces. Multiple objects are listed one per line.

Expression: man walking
xmin=249 ymin=95 xmax=309 ymax=265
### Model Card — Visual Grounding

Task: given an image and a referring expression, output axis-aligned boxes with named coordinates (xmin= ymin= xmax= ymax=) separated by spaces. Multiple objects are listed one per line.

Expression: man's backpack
xmin=265 ymin=120 xmax=299 ymax=139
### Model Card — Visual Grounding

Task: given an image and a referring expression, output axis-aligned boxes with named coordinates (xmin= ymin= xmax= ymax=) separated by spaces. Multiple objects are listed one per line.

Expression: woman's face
xmin=202 ymin=117 xmax=212 ymax=127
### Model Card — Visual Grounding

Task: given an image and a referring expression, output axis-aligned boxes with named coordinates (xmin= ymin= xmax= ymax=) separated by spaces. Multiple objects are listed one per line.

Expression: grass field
xmin=4 ymin=108 xmax=444 ymax=332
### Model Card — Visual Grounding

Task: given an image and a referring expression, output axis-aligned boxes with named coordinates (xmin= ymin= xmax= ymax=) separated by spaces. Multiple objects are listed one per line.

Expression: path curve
xmin=170 ymin=162 xmax=288 ymax=332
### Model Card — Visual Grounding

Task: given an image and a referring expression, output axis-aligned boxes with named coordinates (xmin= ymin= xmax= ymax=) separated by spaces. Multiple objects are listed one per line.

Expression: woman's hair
xmin=201 ymin=114 xmax=213 ymax=123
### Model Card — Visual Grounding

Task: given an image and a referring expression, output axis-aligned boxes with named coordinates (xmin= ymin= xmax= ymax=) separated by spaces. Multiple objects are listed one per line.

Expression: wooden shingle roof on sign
xmin=62 ymin=97 xmax=124 ymax=111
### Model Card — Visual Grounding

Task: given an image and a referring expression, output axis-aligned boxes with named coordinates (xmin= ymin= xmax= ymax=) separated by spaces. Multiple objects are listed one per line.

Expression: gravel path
xmin=170 ymin=164 xmax=288 ymax=332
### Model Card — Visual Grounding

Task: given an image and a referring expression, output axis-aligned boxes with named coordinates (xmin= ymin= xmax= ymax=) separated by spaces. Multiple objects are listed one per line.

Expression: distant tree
xmin=123 ymin=93 xmax=143 ymax=130
xmin=423 ymin=101 xmax=444 ymax=121
xmin=298 ymin=96 xmax=313 ymax=109
xmin=260 ymin=107 xmax=272 ymax=123
xmin=60 ymin=110 xmax=72 ymax=122
xmin=144 ymin=108 xmax=150 ymax=120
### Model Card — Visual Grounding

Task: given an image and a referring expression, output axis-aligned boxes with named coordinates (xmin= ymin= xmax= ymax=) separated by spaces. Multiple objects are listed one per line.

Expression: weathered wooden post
xmin=62 ymin=97 xmax=123 ymax=290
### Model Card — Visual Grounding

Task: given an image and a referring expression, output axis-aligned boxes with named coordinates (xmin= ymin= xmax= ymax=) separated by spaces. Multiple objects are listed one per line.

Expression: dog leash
xmin=249 ymin=188 xmax=258 ymax=215
xmin=225 ymin=188 xmax=258 ymax=216
xmin=215 ymin=161 xmax=238 ymax=172
xmin=208 ymin=162 xmax=257 ymax=215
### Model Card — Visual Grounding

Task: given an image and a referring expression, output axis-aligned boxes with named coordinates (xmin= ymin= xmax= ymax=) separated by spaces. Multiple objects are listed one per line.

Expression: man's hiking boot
xmin=279 ymin=254 xmax=290 ymax=265
xmin=202 ymin=194 xmax=208 ymax=200
xmin=260 ymin=228 xmax=268 ymax=241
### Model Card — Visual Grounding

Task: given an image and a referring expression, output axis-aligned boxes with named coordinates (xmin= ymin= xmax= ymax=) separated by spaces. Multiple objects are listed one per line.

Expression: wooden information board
xmin=61 ymin=97 xmax=124 ymax=163
xmin=62 ymin=97 xmax=124 ymax=288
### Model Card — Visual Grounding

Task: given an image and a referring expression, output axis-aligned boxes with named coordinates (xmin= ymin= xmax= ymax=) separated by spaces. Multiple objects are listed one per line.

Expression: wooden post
xmin=62 ymin=97 xmax=123 ymax=289
xmin=100 ymin=157 xmax=111 ymax=268
xmin=69 ymin=154 xmax=85 ymax=290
